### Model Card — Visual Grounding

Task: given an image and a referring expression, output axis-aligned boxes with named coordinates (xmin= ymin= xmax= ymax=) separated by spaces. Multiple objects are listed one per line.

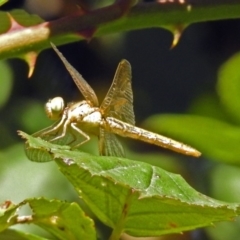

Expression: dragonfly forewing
xmin=51 ymin=43 xmax=99 ymax=107
xmin=100 ymin=60 xmax=135 ymax=125
xmin=102 ymin=117 xmax=201 ymax=157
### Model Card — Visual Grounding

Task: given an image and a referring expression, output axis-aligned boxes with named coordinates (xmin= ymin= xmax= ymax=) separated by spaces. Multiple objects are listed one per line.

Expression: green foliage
xmin=1 ymin=131 xmax=235 ymax=239
xmin=2 ymin=1 xmax=240 ymax=239
xmin=0 ymin=198 xmax=96 ymax=240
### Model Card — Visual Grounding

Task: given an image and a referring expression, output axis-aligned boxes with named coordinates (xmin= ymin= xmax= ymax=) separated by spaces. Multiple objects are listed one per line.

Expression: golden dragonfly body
xmin=35 ymin=43 xmax=201 ymax=157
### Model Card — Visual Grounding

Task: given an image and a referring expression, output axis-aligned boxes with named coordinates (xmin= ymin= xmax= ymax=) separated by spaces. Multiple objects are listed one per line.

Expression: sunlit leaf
xmin=143 ymin=114 xmax=240 ymax=165
xmin=20 ymin=131 xmax=240 ymax=237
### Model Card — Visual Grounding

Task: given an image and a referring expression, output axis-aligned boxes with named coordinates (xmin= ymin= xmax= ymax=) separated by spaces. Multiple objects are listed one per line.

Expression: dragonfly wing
xmin=99 ymin=128 xmax=125 ymax=157
xmin=100 ymin=60 xmax=135 ymax=125
xmin=51 ymin=43 xmax=99 ymax=107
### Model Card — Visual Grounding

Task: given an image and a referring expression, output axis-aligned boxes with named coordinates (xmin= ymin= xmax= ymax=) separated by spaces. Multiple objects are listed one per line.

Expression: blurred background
xmin=1 ymin=0 xmax=240 ymax=239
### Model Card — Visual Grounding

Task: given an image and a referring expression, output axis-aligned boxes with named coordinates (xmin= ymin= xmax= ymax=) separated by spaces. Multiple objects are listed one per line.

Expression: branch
xmin=0 ymin=1 xmax=240 ymax=60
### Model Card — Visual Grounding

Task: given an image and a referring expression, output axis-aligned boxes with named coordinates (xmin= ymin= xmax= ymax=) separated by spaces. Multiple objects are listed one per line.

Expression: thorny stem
xmin=0 ymin=1 xmax=240 ymax=59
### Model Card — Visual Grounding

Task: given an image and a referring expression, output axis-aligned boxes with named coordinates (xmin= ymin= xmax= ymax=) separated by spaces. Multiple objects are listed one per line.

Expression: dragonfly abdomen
xmin=103 ymin=117 xmax=201 ymax=157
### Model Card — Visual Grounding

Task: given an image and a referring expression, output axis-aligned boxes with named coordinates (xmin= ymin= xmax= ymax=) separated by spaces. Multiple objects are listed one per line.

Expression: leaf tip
xmin=17 ymin=130 xmax=27 ymax=139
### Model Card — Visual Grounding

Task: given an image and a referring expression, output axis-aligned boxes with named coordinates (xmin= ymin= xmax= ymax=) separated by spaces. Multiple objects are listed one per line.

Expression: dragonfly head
xmin=45 ymin=96 xmax=65 ymax=120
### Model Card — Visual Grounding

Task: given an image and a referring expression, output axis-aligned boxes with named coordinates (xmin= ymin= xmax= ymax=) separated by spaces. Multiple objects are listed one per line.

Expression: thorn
xmin=23 ymin=51 xmax=38 ymax=78
xmin=170 ymin=24 xmax=187 ymax=49
xmin=7 ymin=13 xmax=25 ymax=32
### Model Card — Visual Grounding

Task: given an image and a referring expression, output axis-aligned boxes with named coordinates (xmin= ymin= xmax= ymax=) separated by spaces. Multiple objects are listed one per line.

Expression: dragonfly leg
xmin=40 ymin=115 xmax=66 ymax=137
xmin=70 ymin=123 xmax=90 ymax=148
xmin=50 ymin=118 xmax=69 ymax=142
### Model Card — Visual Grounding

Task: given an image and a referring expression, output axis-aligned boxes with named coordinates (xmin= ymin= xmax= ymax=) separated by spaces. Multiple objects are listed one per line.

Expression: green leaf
xmin=0 ymin=10 xmax=43 ymax=34
xmin=27 ymin=198 xmax=96 ymax=240
xmin=10 ymin=10 xmax=43 ymax=27
xmin=0 ymin=0 xmax=8 ymax=7
xmin=207 ymin=165 xmax=240 ymax=240
xmin=0 ymin=229 xmax=47 ymax=240
xmin=210 ymin=164 xmax=240 ymax=203
xmin=143 ymin=114 xmax=240 ymax=165
xmin=0 ymin=198 xmax=96 ymax=240
xmin=22 ymin=131 xmax=71 ymax=162
xmin=20 ymin=131 xmax=240 ymax=238
xmin=0 ymin=201 xmax=18 ymax=232
xmin=217 ymin=52 xmax=240 ymax=124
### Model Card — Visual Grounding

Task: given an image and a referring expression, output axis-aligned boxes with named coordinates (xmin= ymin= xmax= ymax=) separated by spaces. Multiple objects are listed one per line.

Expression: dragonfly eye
xmin=45 ymin=97 xmax=65 ymax=120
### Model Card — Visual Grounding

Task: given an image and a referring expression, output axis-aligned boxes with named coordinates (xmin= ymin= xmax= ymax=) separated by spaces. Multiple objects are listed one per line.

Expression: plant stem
xmin=1 ymin=1 xmax=240 ymax=59
xmin=108 ymin=191 xmax=133 ymax=240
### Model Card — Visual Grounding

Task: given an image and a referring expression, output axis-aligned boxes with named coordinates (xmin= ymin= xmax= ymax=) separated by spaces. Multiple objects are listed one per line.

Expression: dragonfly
xmin=34 ymin=43 xmax=201 ymax=158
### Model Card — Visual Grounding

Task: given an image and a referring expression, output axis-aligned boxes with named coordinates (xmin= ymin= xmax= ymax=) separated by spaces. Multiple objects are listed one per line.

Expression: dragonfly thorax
xmin=67 ymin=100 xmax=102 ymax=125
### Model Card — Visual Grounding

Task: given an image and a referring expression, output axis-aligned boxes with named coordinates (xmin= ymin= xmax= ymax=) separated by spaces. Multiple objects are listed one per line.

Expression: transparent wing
xmin=99 ymin=128 xmax=125 ymax=157
xmin=100 ymin=60 xmax=135 ymax=125
xmin=51 ymin=43 xmax=99 ymax=106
